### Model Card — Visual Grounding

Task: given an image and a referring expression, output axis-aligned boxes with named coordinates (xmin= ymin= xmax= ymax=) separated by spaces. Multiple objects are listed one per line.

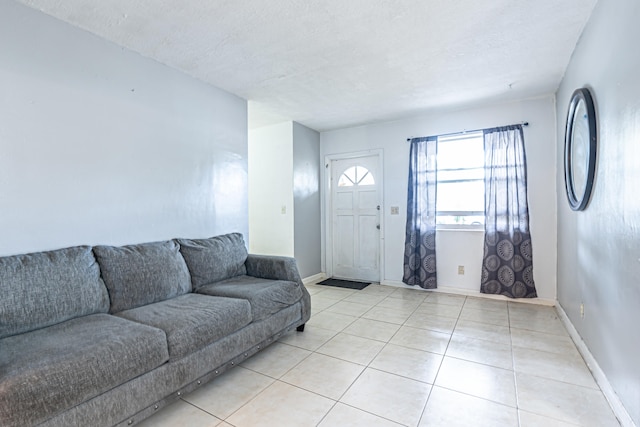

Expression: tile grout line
xmin=178 ymin=398 xmax=225 ymax=424
xmin=315 ymin=284 xmax=435 ymax=427
xmin=310 ymin=285 xmax=608 ymax=426
xmin=508 ymin=302 xmax=523 ymax=427
xmin=314 ymin=284 xmax=420 ymax=426
xmin=415 ymin=293 xmax=467 ymax=427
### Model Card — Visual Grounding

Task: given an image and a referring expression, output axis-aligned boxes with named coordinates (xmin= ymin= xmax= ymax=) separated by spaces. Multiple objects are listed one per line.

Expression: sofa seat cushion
xmin=0 ymin=314 xmax=168 ymax=427
xmin=196 ymin=276 xmax=303 ymax=321
xmin=116 ymin=294 xmax=252 ymax=361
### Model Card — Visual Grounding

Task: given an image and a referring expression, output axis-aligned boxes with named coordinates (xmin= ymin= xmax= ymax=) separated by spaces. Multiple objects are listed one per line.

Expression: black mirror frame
xmin=564 ymin=87 xmax=597 ymax=211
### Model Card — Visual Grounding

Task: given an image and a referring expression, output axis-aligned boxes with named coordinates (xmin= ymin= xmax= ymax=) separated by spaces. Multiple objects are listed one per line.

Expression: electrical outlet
xmin=580 ymin=303 xmax=585 ymax=319
xmin=390 ymin=206 xmax=399 ymax=215
xmin=457 ymin=265 xmax=465 ymax=275
xmin=281 ymin=205 xmax=286 ymax=214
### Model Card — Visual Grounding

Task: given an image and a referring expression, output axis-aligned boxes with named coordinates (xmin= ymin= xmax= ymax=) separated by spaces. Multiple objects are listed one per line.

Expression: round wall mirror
xmin=564 ymin=88 xmax=597 ymax=211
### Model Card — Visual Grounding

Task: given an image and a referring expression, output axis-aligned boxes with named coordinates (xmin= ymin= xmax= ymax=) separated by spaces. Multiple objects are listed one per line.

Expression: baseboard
xmin=380 ymin=280 xmax=555 ymax=306
xmin=556 ymin=304 xmax=636 ymax=427
xmin=436 ymin=285 xmax=556 ymax=306
xmin=302 ymin=272 xmax=326 ymax=285
xmin=380 ymin=279 xmax=412 ymax=289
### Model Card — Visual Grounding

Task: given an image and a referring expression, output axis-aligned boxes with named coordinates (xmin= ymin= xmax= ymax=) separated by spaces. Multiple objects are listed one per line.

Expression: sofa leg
xmin=296 ymin=324 xmax=305 ymax=332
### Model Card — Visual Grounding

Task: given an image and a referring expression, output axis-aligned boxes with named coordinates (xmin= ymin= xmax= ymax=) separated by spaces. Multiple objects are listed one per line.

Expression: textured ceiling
xmin=18 ymin=0 xmax=597 ymax=131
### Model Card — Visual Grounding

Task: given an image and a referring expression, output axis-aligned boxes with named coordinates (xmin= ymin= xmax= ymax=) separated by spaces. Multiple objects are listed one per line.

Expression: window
xmin=436 ymin=132 xmax=484 ymax=228
xmin=338 ymin=166 xmax=375 ymax=187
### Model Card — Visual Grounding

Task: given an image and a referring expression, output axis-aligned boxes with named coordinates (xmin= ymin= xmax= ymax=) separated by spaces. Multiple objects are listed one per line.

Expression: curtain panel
xmin=403 ymin=137 xmax=438 ymax=289
xmin=481 ymin=125 xmax=537 ymax=298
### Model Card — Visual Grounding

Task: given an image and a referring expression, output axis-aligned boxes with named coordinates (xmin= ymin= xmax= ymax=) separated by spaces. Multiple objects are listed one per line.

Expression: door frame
xmin=324 ymin=149 xmax=384 ymax=282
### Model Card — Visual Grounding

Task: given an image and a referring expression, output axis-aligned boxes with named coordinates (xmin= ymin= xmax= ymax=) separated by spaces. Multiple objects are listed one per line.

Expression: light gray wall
xmin=293 ymin=122 xmax=321 ymax=278
xmin=556 ymin=0 xmax=640 ymax=424
xmin=0 ymin=2 xmax=248 ymax=256
xmin=321 ymin=97 xmax=558 ymax=299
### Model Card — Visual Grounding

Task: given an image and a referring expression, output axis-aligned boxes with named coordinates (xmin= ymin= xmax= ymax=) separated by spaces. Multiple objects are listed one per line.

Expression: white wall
xmin=436 ymin=230 xmax=485 ymax=292
xmin=248 ymin=121 xmax=322 ymax=278
xmin=320 ymin=97 xmax=557 ymax=300
xmin=556 ymin=0 xmax=640 ymax=424
xmin=0 ymin=2 xmax=248 ymax=256
xmin=248 ymin=122 xmax=294 ymax=256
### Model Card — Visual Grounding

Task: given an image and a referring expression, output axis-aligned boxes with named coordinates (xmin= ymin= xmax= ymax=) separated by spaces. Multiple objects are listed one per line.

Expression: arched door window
xmin=338 ymin=166 xmax=375 ymax=187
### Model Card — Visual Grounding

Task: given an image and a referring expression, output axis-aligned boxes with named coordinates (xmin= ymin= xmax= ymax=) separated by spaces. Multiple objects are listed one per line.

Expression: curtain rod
xmin=406 ymin=122 xmax=529 ymax=142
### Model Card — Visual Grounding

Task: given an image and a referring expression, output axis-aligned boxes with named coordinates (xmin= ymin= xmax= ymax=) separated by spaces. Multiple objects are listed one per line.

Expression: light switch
xmin=281 ymin=205 xmax=286 ymax=214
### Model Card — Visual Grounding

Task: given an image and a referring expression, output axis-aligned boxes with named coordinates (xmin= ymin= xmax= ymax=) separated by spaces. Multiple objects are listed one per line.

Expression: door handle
xmin=376 ymin=224 xmax=380 ymax=230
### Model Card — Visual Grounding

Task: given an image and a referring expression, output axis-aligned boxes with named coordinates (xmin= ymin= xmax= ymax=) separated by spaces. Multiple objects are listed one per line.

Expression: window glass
xmin=338 ymin=166 xmax=375 ymax=187
xmin=436 ymin=132 xmax=485 ymax=228
xmin=437 ymin=134 xmax=484 ymax=170
xmin=437 ymin=181 xmax=484 ymax=212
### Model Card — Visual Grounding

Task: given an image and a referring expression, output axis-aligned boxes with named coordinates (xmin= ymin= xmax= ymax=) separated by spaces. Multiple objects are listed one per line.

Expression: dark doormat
xmin=317 ymin=278 xmax=371 ymax=290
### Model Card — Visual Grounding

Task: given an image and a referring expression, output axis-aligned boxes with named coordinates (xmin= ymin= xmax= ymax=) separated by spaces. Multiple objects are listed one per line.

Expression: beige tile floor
xmin=137 ymin=283 xmax=620 ymax=427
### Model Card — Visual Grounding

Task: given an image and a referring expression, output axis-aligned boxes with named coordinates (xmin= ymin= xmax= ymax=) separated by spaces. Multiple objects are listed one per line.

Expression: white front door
xmin=331 ymin=155 xmax=380 ymax=282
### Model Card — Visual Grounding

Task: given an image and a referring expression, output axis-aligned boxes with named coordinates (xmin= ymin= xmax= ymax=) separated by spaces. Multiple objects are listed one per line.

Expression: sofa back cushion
xmin=93 ymin=240 xmax=192 ymax=313
xmin=0 ymin=246 xmax=109 ymax=339
xmin=177 ymin=233 xmax=248 ymax=289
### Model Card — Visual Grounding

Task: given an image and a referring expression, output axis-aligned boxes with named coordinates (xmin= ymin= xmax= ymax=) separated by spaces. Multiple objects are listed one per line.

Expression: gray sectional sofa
xmin=0 ymin=233 xmax=311 ymax=427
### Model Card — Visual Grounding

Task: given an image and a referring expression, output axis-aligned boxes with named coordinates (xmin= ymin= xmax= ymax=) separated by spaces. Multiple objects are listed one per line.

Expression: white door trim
xmin=324 ymin=149 xmax=384 ymax=282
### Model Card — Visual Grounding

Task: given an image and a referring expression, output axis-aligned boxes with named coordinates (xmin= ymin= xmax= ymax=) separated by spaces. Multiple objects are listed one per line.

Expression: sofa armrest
xmin=245 ymin=255 xmax=303 ymax=285
xmin=245 ymin=254 xmax=311 ymax=329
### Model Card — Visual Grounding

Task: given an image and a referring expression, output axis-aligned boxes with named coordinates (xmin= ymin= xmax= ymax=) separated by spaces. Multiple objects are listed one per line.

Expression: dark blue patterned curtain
xmin=403 ymin=137 xmax=437 ymax=289
xmin=481 ymin=125 xmax=537 ymax=298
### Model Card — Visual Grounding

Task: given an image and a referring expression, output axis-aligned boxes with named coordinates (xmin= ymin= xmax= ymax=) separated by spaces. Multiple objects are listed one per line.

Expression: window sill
xmin=436 ymin=226 xmax=485 ymax=232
